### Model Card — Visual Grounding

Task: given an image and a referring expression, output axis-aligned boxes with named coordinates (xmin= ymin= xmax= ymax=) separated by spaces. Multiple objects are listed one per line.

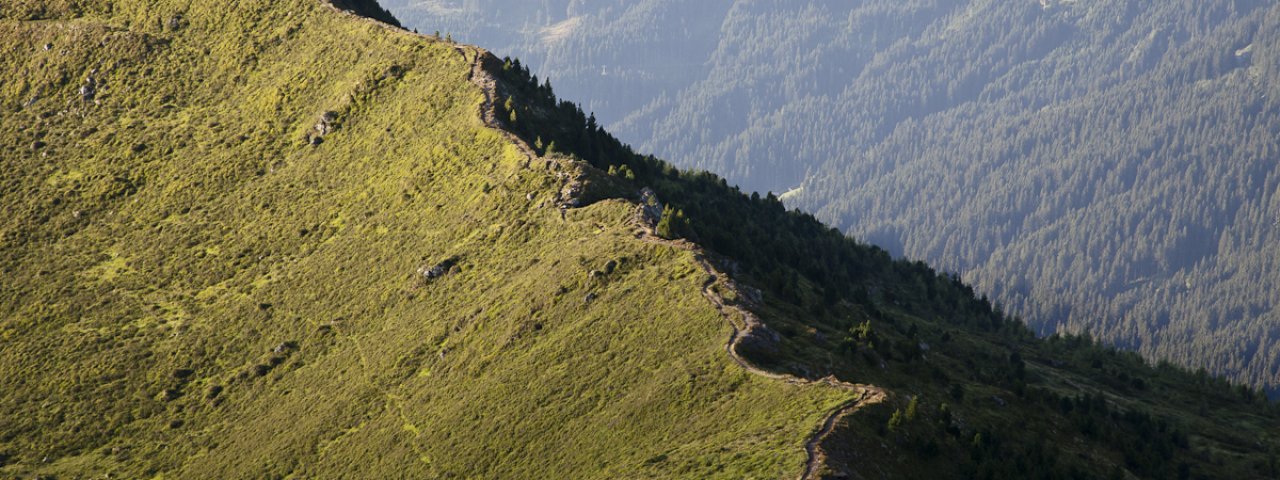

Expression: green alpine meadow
xmin=1 ymin=1 xmax=1277 ymax=478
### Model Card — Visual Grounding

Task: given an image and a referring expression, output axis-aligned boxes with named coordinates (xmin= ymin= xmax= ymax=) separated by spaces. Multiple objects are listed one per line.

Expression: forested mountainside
xmin=2 ymin=1 xmax=1279 ymax=479
xmin=385 ymin=0 xmax=1280 ymax=392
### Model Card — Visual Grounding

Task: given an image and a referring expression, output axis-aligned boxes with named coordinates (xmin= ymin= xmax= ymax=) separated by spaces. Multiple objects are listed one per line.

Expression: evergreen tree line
xmin=488 ymin=50 xmax=1280 ymax=477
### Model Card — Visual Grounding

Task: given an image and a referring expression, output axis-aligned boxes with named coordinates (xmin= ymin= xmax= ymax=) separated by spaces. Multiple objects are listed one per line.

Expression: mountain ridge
xmin=2 ymin=1 xmax=1279 ymax=478
xmin=460 ymin=34 xmax=891 ymax=477
xmin=382 ymin=0 xmax=1280 ymax=392
xmin=443 ymin=9 xmax=1280 ymax=477
xmin=0 ymin=1 xmax=856 ymax=476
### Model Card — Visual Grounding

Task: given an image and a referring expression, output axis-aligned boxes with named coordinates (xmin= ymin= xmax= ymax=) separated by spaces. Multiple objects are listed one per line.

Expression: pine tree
xmin=888 ymin=409 xmax=904 ymax=432
xmin=656 ymin=205 xmax=679 ymax=239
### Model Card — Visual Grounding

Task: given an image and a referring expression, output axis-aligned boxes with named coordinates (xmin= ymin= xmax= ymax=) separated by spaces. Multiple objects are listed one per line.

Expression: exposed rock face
xmin=736 ymin=323 xmax=782 ymax=357
xmin=638 ymin=187 xmax=662 ymax=226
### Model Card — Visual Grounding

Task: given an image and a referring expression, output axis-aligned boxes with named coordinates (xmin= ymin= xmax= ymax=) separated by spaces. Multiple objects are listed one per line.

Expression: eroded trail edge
xmin=635 ymin=225 xmax=888 ymax=480
xmin=453 ymin=34 xmax=889 ymax=480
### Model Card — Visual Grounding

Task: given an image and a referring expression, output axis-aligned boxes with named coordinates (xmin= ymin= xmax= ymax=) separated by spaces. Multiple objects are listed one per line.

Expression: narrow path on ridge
xmin=633 ymin=226 xmax=888 ymax=480
xmin=461 ymin=40 xmax=890 ymax=480
xmin=460 ymin=47 xmax=540 ymax=162
xmin=316 ymin=5 xmax=892 ymax=475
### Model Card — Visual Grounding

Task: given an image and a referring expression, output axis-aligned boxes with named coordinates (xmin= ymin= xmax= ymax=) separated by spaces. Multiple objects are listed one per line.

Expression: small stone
xmin=79 ymin=76 xmax=97 ymax=101
xmin=418 ymin=256 xmax=459 ymax=282
xmin=583 ymin=292 xmax=597 ymax=304
xmin=30 ymin=140 xmax=46 ymax=150
xmin=43 ymin=43 xmax=52 ymax=51
xmin=272 ymin=341 xmax=298 ymax=354
xmin=157 ymin=388 xmax=181 ymax=401
xmin=315 ymin=111 xmax=339 ymax=136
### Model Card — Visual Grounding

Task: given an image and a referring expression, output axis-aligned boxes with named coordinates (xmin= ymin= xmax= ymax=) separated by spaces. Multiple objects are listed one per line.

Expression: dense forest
xmin=386 ymin=0 xmax=1280 ymax=392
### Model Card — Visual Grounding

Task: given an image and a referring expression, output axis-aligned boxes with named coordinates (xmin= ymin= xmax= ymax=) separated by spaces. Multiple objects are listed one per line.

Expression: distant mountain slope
xmin=385 ymin=0 xmax=1280 ymax=391
xmin=793 ymin=1 xmax=1280 ymax=393
xmin=2 ymin=1 xmax=1279 ymax=479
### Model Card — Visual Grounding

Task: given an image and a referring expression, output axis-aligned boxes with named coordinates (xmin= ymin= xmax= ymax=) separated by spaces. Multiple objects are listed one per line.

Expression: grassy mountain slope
xmin=0 ymin=1 xmax=855 ymax=477
xmin=483 ymin=32 xmax=1280 ymax=480
xmin=383 ymin=0 xmax=1280 ymax=393
xmin=2 ymin=1 xmax=1279 ymax=479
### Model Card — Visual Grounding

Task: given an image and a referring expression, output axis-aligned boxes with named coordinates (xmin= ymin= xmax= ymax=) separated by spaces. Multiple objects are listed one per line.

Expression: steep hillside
xmin=385 ymin=0 xmax=1280 ymax=393
xmin=487 ymin=38 xmax=1280 ymax=480
xmin=0 ymin=1 xmax=855 ymax=477
xmin=2 ymin=1 xmax=1279 ymax=479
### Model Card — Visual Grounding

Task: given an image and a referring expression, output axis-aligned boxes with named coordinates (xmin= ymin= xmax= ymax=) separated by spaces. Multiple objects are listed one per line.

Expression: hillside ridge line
xmin=320 ymin=2 xmax=889 ymax=477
